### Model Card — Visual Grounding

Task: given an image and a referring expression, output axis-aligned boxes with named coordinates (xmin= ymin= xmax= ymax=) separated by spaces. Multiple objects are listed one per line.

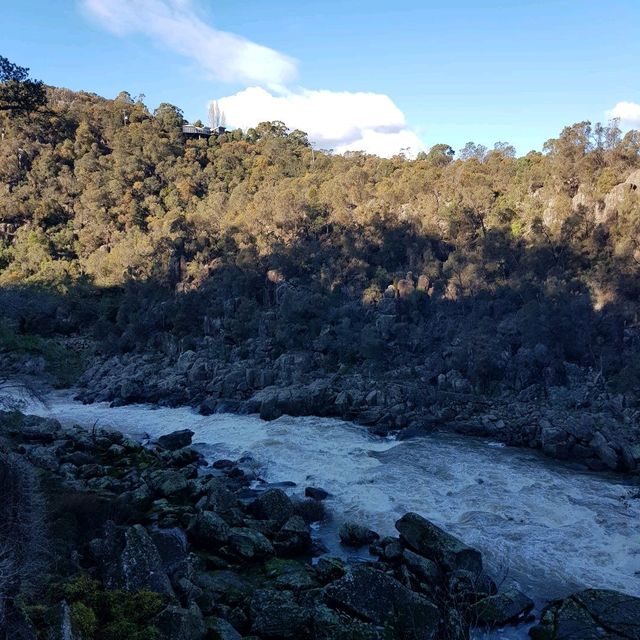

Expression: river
xmin=4 ymin=386 xmax=640 ymax=639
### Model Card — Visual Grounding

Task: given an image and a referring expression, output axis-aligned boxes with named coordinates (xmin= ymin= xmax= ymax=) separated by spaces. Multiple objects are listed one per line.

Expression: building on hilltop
xmin=181 ymin=124 xmax=227 ymax=138
xmin=181 ymin=124 xmax=211 ymax=138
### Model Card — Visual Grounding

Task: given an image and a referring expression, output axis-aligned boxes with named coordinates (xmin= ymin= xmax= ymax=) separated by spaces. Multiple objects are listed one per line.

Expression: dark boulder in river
xmin=157 ymin=428 xmax=194 ymax=450
xmin=338 ymin=521 xmax=380 ymax=547
xmin=396 ymin=512 xmax=483 ymax=575
xmin=304 ymin=486 xmax=330 ymax=500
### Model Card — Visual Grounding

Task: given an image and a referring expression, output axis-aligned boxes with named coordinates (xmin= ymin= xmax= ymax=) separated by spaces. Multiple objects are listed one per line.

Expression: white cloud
xmin=81 ymin=0 xmax=297 ymax=86
xmin=217 ymin=87 xmax=426 ymax=158
xmin=606 ymin=101 xmax=640 ymax=128
xmin=80 ymin=1 xmax=425 ymax=157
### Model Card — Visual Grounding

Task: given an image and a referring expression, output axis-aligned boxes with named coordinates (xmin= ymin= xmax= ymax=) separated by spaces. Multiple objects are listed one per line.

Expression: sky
xmin=2 ymin=0 xmax=640 ymax=157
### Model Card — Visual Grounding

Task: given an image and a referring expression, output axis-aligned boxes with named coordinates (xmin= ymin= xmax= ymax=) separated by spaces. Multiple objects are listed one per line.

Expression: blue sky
xmin=3 ymin=0 xmax=640 ymax=156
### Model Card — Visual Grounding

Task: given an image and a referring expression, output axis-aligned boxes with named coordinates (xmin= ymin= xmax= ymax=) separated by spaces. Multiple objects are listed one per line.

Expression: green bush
xmin=71 ymin=602 xmax=98 ymax=638
xmin=59 ymin=575 xmax=164 ymax=640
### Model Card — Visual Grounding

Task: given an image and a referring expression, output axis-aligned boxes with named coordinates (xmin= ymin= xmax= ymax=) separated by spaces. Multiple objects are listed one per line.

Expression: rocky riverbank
xmin=74 ymin=349 xmax=640 ymax=474
xmin=2 ymin=409 xmax=638 ymax=640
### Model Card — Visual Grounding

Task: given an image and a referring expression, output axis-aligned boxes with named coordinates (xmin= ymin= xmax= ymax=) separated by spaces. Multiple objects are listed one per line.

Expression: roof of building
xmin=182 ymin=124 xmax=212 ymax=135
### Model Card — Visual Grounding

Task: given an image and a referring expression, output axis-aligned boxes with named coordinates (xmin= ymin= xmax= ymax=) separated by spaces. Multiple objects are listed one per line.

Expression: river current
xmin=3 ymin=385 xmax=639 ymax=638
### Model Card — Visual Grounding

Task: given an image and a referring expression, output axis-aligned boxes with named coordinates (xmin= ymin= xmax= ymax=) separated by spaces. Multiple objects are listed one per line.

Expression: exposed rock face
xmin=599 ymin=171 xmax=640 ymax=224
xmin=120 ymin=525 xmax=174 ymax=596
xmin=396 ymin=512 xmax=483 ymax=574
xmin=325 ymin=566 xmax=440 ymax=640
xmin=529 ymin=589 xmax=640 ymax=640
xmin=626 ymin=169 xmax=640 ymax=189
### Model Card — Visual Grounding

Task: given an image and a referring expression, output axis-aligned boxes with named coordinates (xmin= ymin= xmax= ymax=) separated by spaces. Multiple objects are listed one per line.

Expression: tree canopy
xmin=0 ymin=75 xmax=639 ymax=392
xmin=0 ymin=55 xmax=47 ymax=114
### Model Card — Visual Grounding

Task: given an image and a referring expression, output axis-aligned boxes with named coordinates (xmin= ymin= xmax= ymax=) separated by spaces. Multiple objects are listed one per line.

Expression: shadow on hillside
xmin=0 ymin=220 xmax=638 ymax=397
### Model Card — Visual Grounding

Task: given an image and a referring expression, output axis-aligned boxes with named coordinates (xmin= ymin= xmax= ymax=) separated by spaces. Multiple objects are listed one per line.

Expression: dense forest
xmin=0 ymin=54 xmax=639 ymax=415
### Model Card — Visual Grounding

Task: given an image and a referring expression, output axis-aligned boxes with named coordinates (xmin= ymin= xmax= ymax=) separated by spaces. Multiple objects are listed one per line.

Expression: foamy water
xmin=4 ymin=384 xmax=639 ymax=634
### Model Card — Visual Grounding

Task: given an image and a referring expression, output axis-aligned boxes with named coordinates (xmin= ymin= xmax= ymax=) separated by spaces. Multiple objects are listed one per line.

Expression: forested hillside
xmin=1 ymin=70 xmax=640 ymax=428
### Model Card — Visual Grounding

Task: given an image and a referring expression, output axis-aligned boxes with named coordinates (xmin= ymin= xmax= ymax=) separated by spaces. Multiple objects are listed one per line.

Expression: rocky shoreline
xmin=2 ymin=409 xmax=638 ymax=640
xmin=75 ymin=350 xmax=640 ymax=475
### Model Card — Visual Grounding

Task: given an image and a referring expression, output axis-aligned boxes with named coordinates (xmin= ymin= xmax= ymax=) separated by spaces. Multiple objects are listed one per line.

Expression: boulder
xmin=150 ymin=526 xmax=188 ymax=574
xmin=403 ymin=549 xmax=441 ymax=585
xmin=155 ymin=604 xmax=206 ymax=640
xmin=249 ymin=489 xmax=293 ymax=526
xmin=530 ymin=588 xmax=640 ymax=640
xmin=250 ymin=589 xmax=310 ymax=639
xmin=205 ymin=617 xmax=242 ymax=640
xmin=259 ymin=395 xmax=282 ymax=421
xmin=263 ymin=558 xmax=319 ymax=591
xmin=255 ymin=382 xmax=334 ymax=421
xmin=383 ymin=540 xmax=404 ymax=562
xmin=165 ymin=447 xmax=202 ymax=468
xmin=304 ymin=486 xmax=330 ymax=501
xmin=228 ymin=527 xmax=274 ymax=560
xmin=470 ymin=588 xmax=534 ymax=627
xmin=315 ymin=557 xmax=346 ymax=584
xmin=120 ymin=525 xmax=174 ymax=596
xmin=193 ymin=570 xmax=253 ymax=608
xmin=325 ymin=566 xmax=439 ymax=640
xmin=589 ymin=432 xmax=618 ymax=470
xmin=447 ymin=569 xmax=497 ymax=604
xmin=158 ymin=429 xmax=194 ymax=451
xmin=274 ymin=515 xmax=312 ymax=556
xmin=395 ymin=512 xmax=482 ymax=574
xmin=12 ymin=415 xmax=61 ymax=443
xmin=197 ymin=478 xmax=238 ymax=513
xmin=188 ymin=511 xmax=231 ymax=549
xmin=307 ymin=602 xmax=382 ymax=640
xmin=338 ymin=522 xmax=380 ymax=547
xmin=145 ymin=469 xmax=191 ymax=498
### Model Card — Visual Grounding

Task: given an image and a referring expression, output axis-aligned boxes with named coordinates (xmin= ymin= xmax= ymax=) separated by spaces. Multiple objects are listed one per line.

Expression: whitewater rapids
xmin=4 ymin=385 xmax=639 ymax=634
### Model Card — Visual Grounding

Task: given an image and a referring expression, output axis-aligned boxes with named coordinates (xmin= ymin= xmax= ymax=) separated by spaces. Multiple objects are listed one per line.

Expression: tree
xmin=153 ymin=102 xmax=184 ymax=130
xmin=208 ymin=100 xmax=226 ymax=130
xmin=422 ymin=143 xmax=455 ymax=166
xmin=493 ymin=141 xmax=516 ymax=158
xmin=459 ymin=142 xmax=488 ymax=162
xmin=0 ymin=55 xmax=47 ymax=113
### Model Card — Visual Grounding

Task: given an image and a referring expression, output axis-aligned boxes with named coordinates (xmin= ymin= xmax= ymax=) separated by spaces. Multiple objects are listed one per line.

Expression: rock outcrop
xmin=529 ymin=589 xmax=640 ymax=640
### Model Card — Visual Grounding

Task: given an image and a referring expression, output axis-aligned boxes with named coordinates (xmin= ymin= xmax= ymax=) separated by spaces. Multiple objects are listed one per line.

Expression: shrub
xmin=61 ymin=576 xmax=164 ymax=640
xmin=71 ymin=602 xmax=98 ymax=638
